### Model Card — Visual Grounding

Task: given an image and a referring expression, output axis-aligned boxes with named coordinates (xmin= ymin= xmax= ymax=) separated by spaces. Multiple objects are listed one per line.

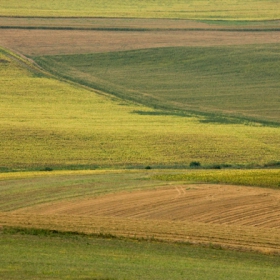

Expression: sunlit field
xmin=0 ymin=0 xmax=279 ymax=20
xmin=1 ymin=48 xmax=280 ymax=170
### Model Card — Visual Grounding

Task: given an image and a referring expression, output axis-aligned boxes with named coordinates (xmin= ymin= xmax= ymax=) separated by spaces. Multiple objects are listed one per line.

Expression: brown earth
xmin=2 ymin=184 xmax=280 ymax=253
xmin=0 ymin=29 xmax=279 ymax=56
xmin=13 ymin=184 xmax=280 ymax=228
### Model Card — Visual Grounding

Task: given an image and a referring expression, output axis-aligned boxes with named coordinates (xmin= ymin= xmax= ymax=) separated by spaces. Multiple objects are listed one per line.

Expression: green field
xmin=2 ymin=229 xmax=280 ymax=280
xmin=0 ymin=0 xmax=279 ymax=20
xmin=34 ymin=45 xmax=280 ymax=125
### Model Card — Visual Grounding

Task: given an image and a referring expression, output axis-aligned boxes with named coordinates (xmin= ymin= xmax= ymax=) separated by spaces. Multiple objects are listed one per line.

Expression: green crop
xmin=34 ymin=45 xmax=280 ymax=125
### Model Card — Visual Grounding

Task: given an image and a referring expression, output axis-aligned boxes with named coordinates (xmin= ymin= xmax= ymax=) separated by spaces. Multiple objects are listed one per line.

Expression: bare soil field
xmin=13 ymin=184 xmax=280 ymax=228
xmin=1 ymin=29 xmax=279 ymax=56
xmin=2 ymin=184 xmax=280 ymax=253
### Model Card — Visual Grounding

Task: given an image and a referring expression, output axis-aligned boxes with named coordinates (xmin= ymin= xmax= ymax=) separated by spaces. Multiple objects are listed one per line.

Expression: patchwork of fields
xmin=1 ymin=170 xmax=280 ymax=254
xmin=1 ymin=47 xmax=279 ymax=169
xmin=0 ymin=2 xmax=280 ymax=279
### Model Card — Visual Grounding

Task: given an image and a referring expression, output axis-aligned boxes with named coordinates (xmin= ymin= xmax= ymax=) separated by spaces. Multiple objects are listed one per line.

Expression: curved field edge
xmin=33 ymin=46 xmax=280 ymax=126
xmin=1 ymin=47 xmax=280 ymax=169
xmin=0 ymin=169 xmax=279 ymax=213
xmin=0 ymin=0 xmax=279 ymax=20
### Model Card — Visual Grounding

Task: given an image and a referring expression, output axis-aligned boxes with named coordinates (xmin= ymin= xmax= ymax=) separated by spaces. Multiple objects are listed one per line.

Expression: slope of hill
xmin=34 ymin=45 xmax=280 ymax=124
xmin=1 ymin=47 xmax=280 ymax=170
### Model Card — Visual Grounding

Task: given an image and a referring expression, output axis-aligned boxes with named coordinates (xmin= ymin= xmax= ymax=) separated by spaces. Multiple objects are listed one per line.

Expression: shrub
xmin=190 ymin=161 xmax=201 ymax=168
xmin=42 ymin=167 xmax=53 ymax=171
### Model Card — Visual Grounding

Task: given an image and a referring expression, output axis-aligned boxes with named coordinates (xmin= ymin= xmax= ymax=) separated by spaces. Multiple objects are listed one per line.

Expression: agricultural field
xmin=1 ymin=47 xmax=280 ymax=169
xmin=1 ymin=169 xmax=280 ymax=279
xmin=34 ymin=45 xmax=280 ymax=124
xmin=1 ymin=170 xmax=280 ymax=253
xmin=0 ymin=1 xmax=280 ymax=279
xmin=0 ymin=0 xmax=279 ymax=20
xmin=2 ymin=229 xmax=280 ymax=280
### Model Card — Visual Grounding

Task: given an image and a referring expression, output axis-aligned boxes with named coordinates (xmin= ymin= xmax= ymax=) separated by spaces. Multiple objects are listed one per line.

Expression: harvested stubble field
xmin=13 ymin=184 xmax=280 ymax=230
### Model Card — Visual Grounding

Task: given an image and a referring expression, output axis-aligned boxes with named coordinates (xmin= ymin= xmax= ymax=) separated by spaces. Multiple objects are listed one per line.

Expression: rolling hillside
xmin=1 ymin=47 xmax=280 ymax=170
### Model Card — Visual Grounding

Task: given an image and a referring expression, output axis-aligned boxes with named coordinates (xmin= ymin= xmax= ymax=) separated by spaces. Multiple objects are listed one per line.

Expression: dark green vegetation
xmin=1 ymin=229 xmax=280 ymax=280
xmin=34 ymin=45 xmax=280 ymax=125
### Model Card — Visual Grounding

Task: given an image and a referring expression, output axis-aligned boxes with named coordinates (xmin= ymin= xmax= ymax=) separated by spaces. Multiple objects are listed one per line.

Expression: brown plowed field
xmin=13 ymin=184 xmax=280 ymax=229
xmin=2 ymin=184 xmax=280 ymax=253
xmin=1 ymin=29 xmax=280 ymax=55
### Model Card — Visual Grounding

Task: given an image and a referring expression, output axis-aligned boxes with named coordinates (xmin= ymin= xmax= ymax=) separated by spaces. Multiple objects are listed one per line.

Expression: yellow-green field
xmin=0 ymin=0 xmax=279 ymax=20
xmin=154 ymin=169 xmax=280 ymax=188
xmin=1 ymin=47 xmax=280 ymax=170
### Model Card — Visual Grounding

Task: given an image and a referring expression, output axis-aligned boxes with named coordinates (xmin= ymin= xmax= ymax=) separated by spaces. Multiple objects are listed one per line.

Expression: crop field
xmin=1 ymin=47 xmax=280 ymax=169
xmin=2 ymin=230 xmax=280 ymax=280
xmin=2 ymin=29 xmax=280 ymax=57
xmin=1 ymin=1 xmax=280 ymax=279
xmin=1 ymin=170 xmax=280 ymax=255
xmin=1 ymin=19 xmax=278 ymax=124
xmin=1 ymin=0 xmax=280 ymax=20
xmin=1 ymin=17 xmax=279 ymax=57
xmin=34 ymin=45 xmax=280 ymax=124
xmin=1 ymin=17 xmax=280 ymax=30
xmin=154 ymin=169 xmax=280 ymax=188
